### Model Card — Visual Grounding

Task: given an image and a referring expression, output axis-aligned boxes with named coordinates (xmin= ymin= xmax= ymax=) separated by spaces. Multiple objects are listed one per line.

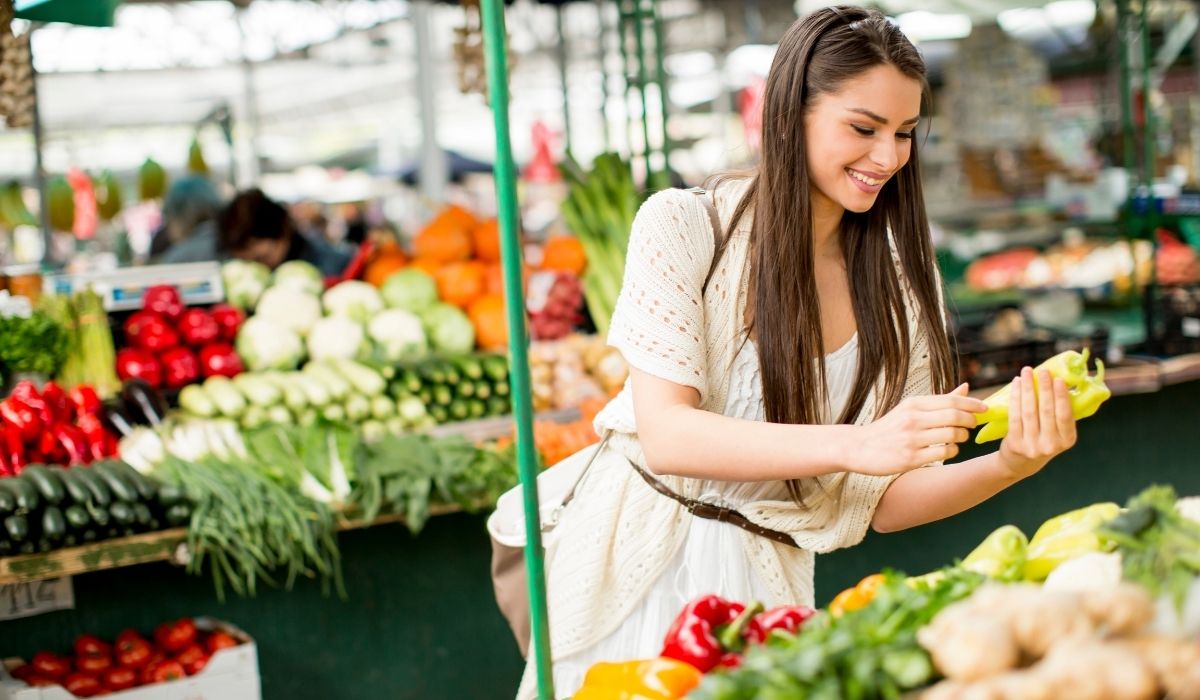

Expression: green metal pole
xmin=596 ymin=0 xmax=612 ymax=152
xmin=556 ymin=5 xmax=573 ymax=158
xmin=479 ymin=0 xmax=555 ymax=697
xmin=650 ymin=0 xmax=671 ymax=172
xmin=631 ymin=0 xmax=655 ymax=180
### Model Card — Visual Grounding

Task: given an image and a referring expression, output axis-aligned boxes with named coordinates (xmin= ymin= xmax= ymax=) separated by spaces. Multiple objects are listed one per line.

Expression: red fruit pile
xmin=526 ymin=271 xmax=584 ymax=341
xmin=8 ymin=618 xmax=242 ymax=697
xmin=0 ymin=382 xmax=116 ymax=475
xmin=117 ymin=286 xmax=245 ymax=391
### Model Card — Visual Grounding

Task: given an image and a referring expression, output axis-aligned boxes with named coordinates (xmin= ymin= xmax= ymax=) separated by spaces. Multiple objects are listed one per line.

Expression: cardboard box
xmin=0 ymin=618 xmax=260 ymax=700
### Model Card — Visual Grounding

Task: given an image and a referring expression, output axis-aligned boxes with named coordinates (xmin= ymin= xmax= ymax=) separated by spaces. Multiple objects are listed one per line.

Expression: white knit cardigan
xmin=517 ymin=180 xmax=939 ymax=699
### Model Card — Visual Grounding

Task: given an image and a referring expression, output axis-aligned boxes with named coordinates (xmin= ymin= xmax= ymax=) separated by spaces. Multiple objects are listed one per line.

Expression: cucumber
xmin=455 ymin=356 xmax=485 ymax=381
xmin=18 ymin=541 xmax=35 ymax=555
xmin=21 ymin=465 xmax=66 ymax=506
xmin=81 ymin=529 xmax=97 ymax=543
xmin=36 ymin=538 xmax=53 ymax=553
xmin=92 ymin=463 xmax=138 ymax=503
xmin=0 ymin=483 xmax=15 ymax=514
xmin=448 ymin=400 xmax=469 ymax=422
xmin=482 ymin=354 xmax=509 ymax=382
xmin=474 ymin=381 xmax=492 ymax=400
xmin=109 ymin=502 xmax=136 ymax=526
xmin=429 ymin=405 xmax=449 ymax=424
xmin=417 ymin=387 xmax=433 ymax=406
xmin=132 ymin=503 xmax=152 ymax=528
xmin=41 ymin=506 xmax=66 ymax=541
xmin=0 ymin=540 xmax=13 ymax=556
xmin=433 ymin=385 xmax=453 ymax=407
xmin=85 ymin=500 xmax=111 ymax=528
xmin=456 ymin=381 xmax=476 ymax=399
xmin=399 ymin=369 xmax=423 ymax=394
xmin=59 ymin=469 xmax=92 ymax=505
xmin=62 ymin=534 xmax=78 ymax=548
xmin=107 ymin=462 xmax=157 ymax=503
xmin=4 ymin=514 xmax=28 ymax=542
xmin=488 ymin=396 xmax=510 ymax=417
xmin=74 ymin=468 xmax=112 ymax=507
xmin=64 ymin=505 xmax=90 ymax=530
xmin=418 ymin=361 xmax=445 ymax=385
xmin=493 ymin=380 xmax=510 ymax=397
xmin=3 ymin=477 xmax=39 ymax=512
xmin=468 ymin=399 xmax=487 ymax=420
xmin=156 ymin=483 xmax=187 ymax=508
xmin=441 ymin=361 xmax=461 ymax=385
xmin=165 ymin=503 xmax=192 ymax=527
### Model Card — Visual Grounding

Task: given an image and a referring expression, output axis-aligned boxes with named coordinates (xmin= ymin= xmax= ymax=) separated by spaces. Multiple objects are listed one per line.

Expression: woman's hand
xmin=997 ymin=367 xmax=1077 ymax=479
xmin=850 ymin=384 xmax=986 ymax=477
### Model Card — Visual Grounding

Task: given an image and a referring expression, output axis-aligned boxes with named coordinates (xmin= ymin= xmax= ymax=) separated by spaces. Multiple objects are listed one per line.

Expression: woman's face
xmin=236 ymin=237 xmax=289 ymax=269
xmin=803 ymin=64 xmax=923 ymax=217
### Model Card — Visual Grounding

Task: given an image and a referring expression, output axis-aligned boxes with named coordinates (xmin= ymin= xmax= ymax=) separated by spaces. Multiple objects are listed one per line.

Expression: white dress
xmin=552 ymin=333 xmax=860 ymax=694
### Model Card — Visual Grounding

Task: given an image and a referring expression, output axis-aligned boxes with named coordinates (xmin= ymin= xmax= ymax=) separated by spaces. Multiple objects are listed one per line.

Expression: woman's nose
xmin=870 ymin=140 xmax=900 ymax=172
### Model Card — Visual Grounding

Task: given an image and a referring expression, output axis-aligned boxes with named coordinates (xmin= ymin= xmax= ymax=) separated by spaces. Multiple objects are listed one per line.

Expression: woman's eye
xmin=897 ymin=131 xmax=914 ymax=140
xmin=852 ymin=125 xmax=874 ymax=136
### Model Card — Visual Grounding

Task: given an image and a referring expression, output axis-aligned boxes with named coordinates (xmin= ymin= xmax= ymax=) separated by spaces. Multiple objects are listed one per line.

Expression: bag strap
xmin=687 ymin=187 xmax=726 ymax=293
xmin=544 ymin=432 xmax=611 ymax=531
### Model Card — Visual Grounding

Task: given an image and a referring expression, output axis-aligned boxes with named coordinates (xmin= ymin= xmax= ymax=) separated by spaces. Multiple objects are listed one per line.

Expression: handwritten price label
xmin=0 ymin=578 xmax=74 ymax=621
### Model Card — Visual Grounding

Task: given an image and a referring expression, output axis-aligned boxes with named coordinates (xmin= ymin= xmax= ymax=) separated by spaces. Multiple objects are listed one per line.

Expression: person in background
xmin=149 ymin=176 xmax=224 ymax=263
xmin=218 ymin=189 xmax=351 ymax=276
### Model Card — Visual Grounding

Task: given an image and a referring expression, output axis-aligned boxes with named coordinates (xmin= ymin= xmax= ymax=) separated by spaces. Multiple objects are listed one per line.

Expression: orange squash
xmin=473 ymin=219 xmax=502 ymax=263
xmin=468 ymin=294 xmax=508 ymax=350
xmin=408 ymin=257 xmax=443 ymax=276
xmin=434 ymin=261 xmax=487 ymax=309
xmin=540 ymin=235 xmax=587 ymax=276
xmin=365 ymin=251 xmax=408 ymax=288
xmin=484 ymin=262 xmax=530 ymax=296
xmin=414 ymin=205 xmax=477 ymax=263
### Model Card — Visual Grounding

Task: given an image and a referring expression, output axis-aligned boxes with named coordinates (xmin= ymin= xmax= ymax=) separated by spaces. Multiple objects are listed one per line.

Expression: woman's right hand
xmin=848 ymin=384 xmax=986 ymax=476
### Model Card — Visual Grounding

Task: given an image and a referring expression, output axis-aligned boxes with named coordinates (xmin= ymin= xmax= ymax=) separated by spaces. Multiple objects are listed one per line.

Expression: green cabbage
xmin=381 ymin=269 xmax=438 ymax=313
xmin=422 ymin=303 xmax=475 ymax=355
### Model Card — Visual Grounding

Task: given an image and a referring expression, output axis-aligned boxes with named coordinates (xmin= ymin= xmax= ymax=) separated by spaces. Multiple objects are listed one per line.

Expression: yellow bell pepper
xmin=1024 ymin=502 xmax=1121 ymax=581
xmin=975 ymin=349 xmax=1111 ymax=444
xmin=573 ymin=658 xmax=702 ymax=700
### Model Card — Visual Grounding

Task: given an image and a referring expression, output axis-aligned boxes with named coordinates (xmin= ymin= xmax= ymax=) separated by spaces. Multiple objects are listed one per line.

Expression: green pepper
xmin=961 ymin=524 xmax=1028 ymax=581
xmin=1024 ymin=501 xmax=1121 ymax=581
xmin=975 ymin=349 xmax=1112 ymax=444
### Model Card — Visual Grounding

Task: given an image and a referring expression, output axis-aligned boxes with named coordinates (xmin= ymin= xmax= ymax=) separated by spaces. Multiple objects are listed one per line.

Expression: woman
xmin=518 ymin=7 xmax=1078 ymax=698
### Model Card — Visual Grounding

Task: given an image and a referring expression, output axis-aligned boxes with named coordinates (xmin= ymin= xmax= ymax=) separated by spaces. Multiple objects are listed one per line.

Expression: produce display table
xmin=2 ymin=365 xmax=1199 ymax=698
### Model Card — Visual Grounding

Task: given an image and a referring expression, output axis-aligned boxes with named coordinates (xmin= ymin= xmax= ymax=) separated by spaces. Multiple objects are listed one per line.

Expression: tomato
xmin=205 ymin=631 xmax=238 ymax=654
xmin=9 ymin=664 xmax=34 ymax=681
xmin=73 ymin=635 xmax=111 ymax=659
xmin=76 ymin=654 xmax=112 ymax=674
xmin=175 ymin=644 xmax=209 ymax=676
xmin=101 ymin=666 xmax=138 ymax=691
xmin=115 ymin=629 xmax=144 ymax=648
xmin=142 ymin=659 xmax=185 ymax=685
xmin=63 ymin=672 xmax=103 ymax=697
xmin=24 ymin=674 xmax=58 ymax=687
xmin=115 ymin=637 xmax=152 ymax=668
xmin=31 ymin=652 xmax=72 ymax=680
xmin=154 ymin=618 xmax=197 ymax=653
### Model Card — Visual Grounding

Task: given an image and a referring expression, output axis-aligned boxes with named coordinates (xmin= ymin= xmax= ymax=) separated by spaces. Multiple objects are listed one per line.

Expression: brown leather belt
xmin=628 ymin=460 xmax=801 ymax=549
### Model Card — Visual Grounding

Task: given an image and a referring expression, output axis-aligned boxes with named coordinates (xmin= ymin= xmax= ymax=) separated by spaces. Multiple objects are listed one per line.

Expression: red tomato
xmin=175 ymin=644 xmax=209 ymax=676
xmin=31 ymin=652 xmax=72 ymax=680
xmin=63 ymin=672 xmax=103 ymax=697
xmin=154 ymin=619 xmax=196 ymax=653
xmin=115 ymin=629 xmax=145 ymax=648
xmin=101 ymin=666 xmax=138 ymax=691
xmin=142 ymin=659 xmax=185 ymax=685
xmin=75 ymin=654 xmax=112 ymax=674
xmin=115 ymin=637 xmax=152 ymax=669
xmin=73 ymin=635 xmax=111 ymax=659
xmin=25 ymin=674 xmax=58 ymax=687
xmin=205 ymin=631 xmax=238 ymax=654
xmin=9 ymin=664 xmax=34 ymax=681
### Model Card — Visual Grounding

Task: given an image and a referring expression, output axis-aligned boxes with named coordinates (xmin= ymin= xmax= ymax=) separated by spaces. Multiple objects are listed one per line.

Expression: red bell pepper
xmin=38 ymin=430 xmax=68 ymax=466
xmin=0 ymin=398 xmax=41 ymax=444
xmin=178 ymin=309 xmax=219 ymax=347
xmin=68 ymin=385 xmax=102 ymax=417
xmin=4 ymin=424 xmax=27 ymax=472
xmin=10 ymin=380 xmax=48 ymax=424
xmin=660 ymin=595 xmax=764 ymax=673
xmin=745 ymin=605 xmax=816 ymax=644
xmin=39 ymin=381 xmax=72 ymax=425
xmin=76 ymin=413 xmax=114 ymax=462
xmin=199 ymin=343 xmax=243 ymax=378
xmin=143 ymin=285 xmax=184 ymax=322
xmin=0 ymin=450 xmax=12 ymax=477
xmin=209 ymin=304 xmax=244 ymax=343
xmin=53 ymin=424 xmax=90 ymax=465
xmin=160 ymin=347 xmax=200 ymax=389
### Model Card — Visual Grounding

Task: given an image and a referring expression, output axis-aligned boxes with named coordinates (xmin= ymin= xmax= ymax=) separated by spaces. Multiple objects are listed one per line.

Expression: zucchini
xmin=85 ymin=500 xmax=111 ymax=528
xmin=455 ymin=356 xmax=485 ymax=381
xmin=441 ymin=361 xmax=461 ymax=385
xmin=21 ymin=465 xmax=66 ymax=506
xmin=468 ymin=399 xmax=487 ymax=420
xmin=474 ymin=381 xmax=492 ymax=400
xmin=0 ymin=540 xmax=13 ymax=556
xmin=483 ymin=354 xmax=510 ymax=382
xmin=107 ymin=462 xmax=157 ymax=502
xmin=75 ymin=467 xmax=113 ymax=506
xmin=399 ymin=369 xmax=423 ymax=394
xmin=419 ymin=361 xmax=446 ymax=385
xmin=417 ymin=387 xmax=433 ymax=406
xmin=493 ymin=380 xmax=510 ymax=397
xmin=156 ymin=483 xmax=187 ymax=508
xmin=18 ymin=541 xmax=35 ymax=555
xmin=165 ymin=503 xmax=192 ymax=527
xmin=62 ymin=534 xmax=78 ymax=548
xmin=59 ymin=468 xmax=92 ymax=505
xmin=488 ymin=396 xmax=510 ymax=417
xmin=132 ymin=502 xmax=152 ymax=528
xmin=456 ymin=381 xmax=476 ymax=399
xmin=36 ymin=539 xmax=53 ymax=553
xmin=3 ymin=477 xmax=39 ymax=512
xmin=0 ymin=483 xmax=15 ymax=514
xmin=4 ymin=514 xmax=29 ymax=542
xmin=109 ymin=502 xmax=136 ymax=526
xmin=93 ymin=462 xmax=140 ymax=503
xmin=64 ymin=505 xmax=91 ymax=530
xmin=41 ymin=506 xmax=66 ymax=541
xmin=81 ymin=529 xmax=98 ymax=543
xmin=448 ymin=400 xmax=469 ymax=422
xmin=429 ymin=405 xmax=449 ymax=424
xmin=433 ymin=385 xmax=453 ymax=407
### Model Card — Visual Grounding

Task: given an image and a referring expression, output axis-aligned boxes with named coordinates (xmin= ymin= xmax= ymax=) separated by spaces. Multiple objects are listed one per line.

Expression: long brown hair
xmin=718 ymin=7 xmax=955 ymax=501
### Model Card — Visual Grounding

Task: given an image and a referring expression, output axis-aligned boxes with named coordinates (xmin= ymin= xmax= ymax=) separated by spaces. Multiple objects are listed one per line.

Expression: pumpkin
xmin=540 ymin=235 xmax=587 ymax=275
xmin=365 ymin=250 xmax=408 ymax=288
xmin=468 ymin=294 xmax=508 ymax=350
xmin=414 ymin=205 xmax=476 ymax=263
xmin=434 ymin=261 xmax=487 ymax=309
xmin=408 ymin=257 xmax=443 ymax=276
xmin=473 ymin=219 xmax=502 ymax=263
xmin=485 ymin=263 xmax=530 ymax=296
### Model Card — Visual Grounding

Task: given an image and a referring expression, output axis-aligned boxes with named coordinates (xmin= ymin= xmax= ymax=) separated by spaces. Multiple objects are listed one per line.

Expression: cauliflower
xmin=236 ymin=317 xmax=304 ymax=371
xmin=367 ymin=309 xmax=428 ymax=362
xmin=221 ymin=259 xmax=271 ymax=310
xmin=272 ymin=260 xmax=325 ymax=296
xmin=324 ymin=280 xmax=384 ymax=324
xmin=307 ymin=316 xmax=368 ymax=361
xmin=255 ymin=286 xmax=322 ymax=336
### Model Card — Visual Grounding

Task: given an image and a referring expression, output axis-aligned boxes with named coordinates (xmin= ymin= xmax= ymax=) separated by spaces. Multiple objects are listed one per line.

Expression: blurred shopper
xmin=150 ymin=176 xmax=224 ymax=263
xmin=218 ymin=189 xmax=351 ymax=275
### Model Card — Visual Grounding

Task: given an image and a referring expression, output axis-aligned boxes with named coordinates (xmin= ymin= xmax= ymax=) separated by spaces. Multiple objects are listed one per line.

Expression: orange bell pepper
xmin=574 ymin=658 xmax=702 ymax=699
xmin=828 ymin=573 xmax=887 ymax=617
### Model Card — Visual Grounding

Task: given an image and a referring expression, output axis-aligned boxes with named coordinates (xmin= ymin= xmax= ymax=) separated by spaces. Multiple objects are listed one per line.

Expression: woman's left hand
xmin=998 ymin=367 xmax=1077 ymax=479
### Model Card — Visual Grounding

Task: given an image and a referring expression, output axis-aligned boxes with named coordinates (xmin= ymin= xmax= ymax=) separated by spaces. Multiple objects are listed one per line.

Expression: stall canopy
xmin=15 ymin=0 xmax=121 ymax=27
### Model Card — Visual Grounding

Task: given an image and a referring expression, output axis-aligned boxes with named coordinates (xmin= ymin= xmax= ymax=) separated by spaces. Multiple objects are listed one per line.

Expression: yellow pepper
xmin=975 ymin=349 xmax=1111 ymax=444
xmin=573 ymin=658 xmax=702 ymax=700
xmin=961 ymin=524 xmax=1029 ymax=581
xmin=1024 ymin=502 xmax=1121 ymax=581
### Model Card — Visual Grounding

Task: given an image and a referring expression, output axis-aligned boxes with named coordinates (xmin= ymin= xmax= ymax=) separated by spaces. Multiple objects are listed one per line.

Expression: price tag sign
xmin=0 ymin=578 xmax=74 ymax=621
